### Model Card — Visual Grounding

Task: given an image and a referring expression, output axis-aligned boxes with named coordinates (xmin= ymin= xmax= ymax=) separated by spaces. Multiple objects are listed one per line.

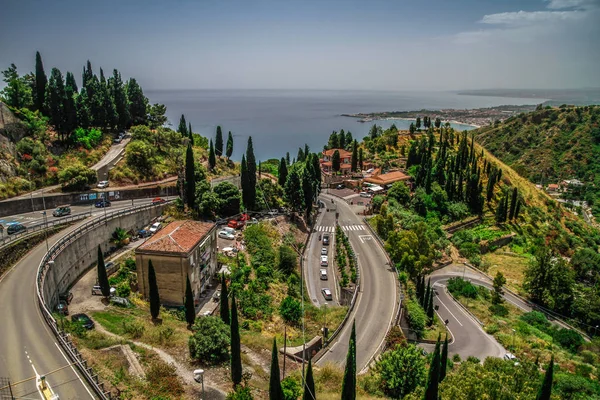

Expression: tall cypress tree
xmin=341 ymin=320 xmax=357 ymax=400
xmin=302 ymin=166 xmax=314 ymax=219
xmin=110 ymin=69 xmax=130 ymax=129
xmin=514 ymin=199 xmax=522 ymax=220
xmin=209 ymin=139 xmax=216 ymax=170
xmin=536 ymin=355 xmax=554 ymax=400
xmin=303 ymin=357 xmax=316 ymax=400
xmin=278 ymin=157 xmax=288 ymax=187
xmin=286 ymin=152 xmax=290 ymax=166
xmin=440 ymin=334 xmax=448 ymax=382
xmin=358 ymin=148 xmax=364 ymax=170
xmin=509 ymin=187 xmax=518 ymax=220
xmin=495 ymin=192 xmax=507 ymax=224
xmin=230 ymin=293 xmax=242 ymax=386
xmin=63 ymin=72 xmax=78 ymax=135
xmin=46 ymin=68 xmax=67 ymax=139
xmin=427 ymin=290 xmax=435 ymax=326
xmin=125 ymin=78 xmax=147 ymax=125
xmin=226 ymin=131 xmax=234 ymax=159
xmin=178 ymin=114 xmax=188 ymax=136
xmin=185 ymin=143 xmax=195 ymax=209
xmin=215 ymin=126 xmax=223 ymax=156
xmin=351 ymin=140 xmax=358 ymax=172
xmin=97 ymin=245 xmax=110 ymax=298
xmin=34 ymin=51 xmax=48 ymax=112
xmin=188 ymin=122 xmax=193 ymax=141
xmin=185 ymin=276 xmax=195 ymax=328
xmin=245 ymin=137 xmax=257 ymax=209
xmin=269 ymin=338 xmax=284 ymax=400
xmin=148 ymin=260 xmax=160 ymax=320
xmin=240 ymin=155 xmax=249 ymax=208
xmin=424 ymin=335 xmax=441 ymax=400
xmin=220 ymin=273 xmax=230 ymax=325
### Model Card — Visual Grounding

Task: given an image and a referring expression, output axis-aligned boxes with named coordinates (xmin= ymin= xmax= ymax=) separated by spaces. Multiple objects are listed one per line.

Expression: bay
xmin=145 ymin=89 xmax=541 ymax=162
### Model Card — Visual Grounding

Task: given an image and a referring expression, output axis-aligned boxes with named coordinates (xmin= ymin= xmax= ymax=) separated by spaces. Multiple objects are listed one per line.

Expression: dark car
xmin=95 ymin=199 xmax=111 ymax=208
xmin=6 ymin=222 xmax=26 ymax=235
xmin=323 ymin=234 xmax=330 ymax=245
xmin=59 ymin=291 xmax=73 ymax=305
xmin=56 ymin=300 xmax=69 ymax=316
xmin=71 ymin=313 xmax=95 ymax=330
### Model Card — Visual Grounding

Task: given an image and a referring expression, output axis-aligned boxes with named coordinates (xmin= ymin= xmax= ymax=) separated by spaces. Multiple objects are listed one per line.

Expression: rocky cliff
xmin=0 ymin=102 xmax=27 ymax=182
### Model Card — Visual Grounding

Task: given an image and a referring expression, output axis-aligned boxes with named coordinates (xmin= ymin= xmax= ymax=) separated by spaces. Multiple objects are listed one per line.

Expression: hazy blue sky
xmin=1 ymin=0 xmax=598 ymax=90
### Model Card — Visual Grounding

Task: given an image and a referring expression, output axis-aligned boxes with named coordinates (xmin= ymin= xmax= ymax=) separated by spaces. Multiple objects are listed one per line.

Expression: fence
xmin=36 ymin=201 xmax=172 ymax=399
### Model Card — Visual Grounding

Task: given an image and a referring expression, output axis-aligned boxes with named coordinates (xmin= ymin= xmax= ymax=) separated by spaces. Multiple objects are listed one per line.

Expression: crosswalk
xmin=315 ymin=225 xmax=366 ymax=232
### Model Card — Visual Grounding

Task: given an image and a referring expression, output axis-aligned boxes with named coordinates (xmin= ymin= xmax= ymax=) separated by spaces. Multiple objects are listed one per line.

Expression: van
xmin=6 ymin=222 xmax=26 ymax=235
xmin=53 ymin=205 xmax=71 ymax=217
xmin=320 ymin=269 xmax=328 ymax=280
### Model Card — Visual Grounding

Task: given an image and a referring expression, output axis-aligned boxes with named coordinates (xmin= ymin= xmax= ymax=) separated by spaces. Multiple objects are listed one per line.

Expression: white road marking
xmin=54 ymin=342 xmax=95 ymax=399
xmin=435 ymin=288 xmax=463 ymax=327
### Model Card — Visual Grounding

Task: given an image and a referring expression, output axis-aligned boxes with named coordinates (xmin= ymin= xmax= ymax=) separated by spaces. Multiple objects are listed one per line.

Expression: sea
xmin=145 ymin=89 xmax=541 ymax=162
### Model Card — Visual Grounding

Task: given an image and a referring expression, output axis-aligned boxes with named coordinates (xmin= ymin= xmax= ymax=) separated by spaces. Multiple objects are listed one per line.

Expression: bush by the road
xmin=279 ymin=296 xmax=302 ymax=325
xmin=372 ymin=343 xmax=426 ymax=398
xmin=188 ymin=316 xmax=230 ymax=364
xmin=405 ymin=299 xmax=427 ymax=339
xmin=447 ymin=277 xmax=478 ymax=299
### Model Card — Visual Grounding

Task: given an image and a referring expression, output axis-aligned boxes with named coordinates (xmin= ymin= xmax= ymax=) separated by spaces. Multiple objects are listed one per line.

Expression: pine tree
xmin=185 ymin=276 xmax=195 ymax=328
xmin=416 ymin=117 xmax=422 ymax=130
xmin=226 ymin=131 xmax=234 ymax=159
xmin=536 ymin=355 xmax=554 ymax=400
xmin=440 ymin=334 xmax=448 ymax=382
xmin=230 ymin=293 xmax=242 ymax=386
xmin=509 ymin=187 xmax=518 ymax=220
xmin=215 ymin=126 xmax=223 ymax=157
xmin=278 ymin=157 xmax=288 ymax=187
xmin=341 ymin=320 xmax=357 ymax=400
xmin=245 ymin=137 xmax=257 ymax=209
xmin=220 ymin=273 xmax=230 ymax=325
xmin=97 ymin=246 xmax=110 ymax=298
xmin=303 ymin=357 xmax=316 ymax=400
xmin=34 ymin=51 xmax=48 ymax=112
xmin=424 ymin=335 xmax=441 ymax=400
xmin=125 ymin=78 xmax=147 ymax=126
xmin=148 ymin=260 xmax=160 ymax=320
xmin=351 ymin=140 xmax=358 ymax=172
xmin=110 ymin=69 xmax=130 ymax=129
xmin=46 ymin=68 xmax=67 ymax=139
xmin=178 ymin=114 xmax=188 ymax=136
xmin=209 ymin=139 xmax=216 ymax=170
xmin=185 ymin=143 xmax=195 ymax=209
xmin=339 ymin=131 xmax=346 ymax=149
xmin=346 ymin=131 xmax=353 ymax=148
xmin=269 ymin=338 xmax=284 ymax=400
xmin=63 ymin=73 xmax=78 ymax=134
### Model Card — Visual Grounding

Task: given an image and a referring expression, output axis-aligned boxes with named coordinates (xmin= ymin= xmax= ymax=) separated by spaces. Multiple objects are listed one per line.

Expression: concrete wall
xmin=42 ymin=205 xmax=165 ymax=309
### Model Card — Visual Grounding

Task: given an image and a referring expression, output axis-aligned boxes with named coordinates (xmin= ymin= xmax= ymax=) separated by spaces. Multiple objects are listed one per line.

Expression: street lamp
xmin=512 ymin=329 xmax=516 ymax=351
xmin=193 ymin=369 xmax=205 ymax=399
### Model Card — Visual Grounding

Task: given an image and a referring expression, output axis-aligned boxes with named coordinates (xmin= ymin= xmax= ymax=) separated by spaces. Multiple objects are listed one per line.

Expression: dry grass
xmin=483 ymin=252 xmax=531 ymax=295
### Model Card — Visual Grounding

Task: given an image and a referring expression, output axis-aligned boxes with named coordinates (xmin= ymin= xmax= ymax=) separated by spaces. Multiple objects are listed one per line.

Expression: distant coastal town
xmin=341 ymin=104 xmax=537 ymax=127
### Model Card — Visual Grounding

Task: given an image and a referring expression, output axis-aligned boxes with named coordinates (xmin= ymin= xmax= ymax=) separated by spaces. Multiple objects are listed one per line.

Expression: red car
xmin=152 ymin=197 xmax=166 ymax=204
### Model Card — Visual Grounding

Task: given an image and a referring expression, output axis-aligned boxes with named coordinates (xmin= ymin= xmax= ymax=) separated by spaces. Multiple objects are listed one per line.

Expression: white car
xmin=359 ymin=192 xmax=371 ymax=198
xmin=218 ymin=230 xmax=235 ymax=240
xmin=149 ymin=222 xmax=161 ymax=234
xmin=321 ymin=288 xmax=333 ymax=300
xmin=320 ymin=255 xmax=328 ymax=267
xmin=321 ymin=247 xmax=327 ymax=256
xmin=320 ymin=269 xmax=328 ymax=280
xmin=97 ymin=180 xmax=109 ymax=189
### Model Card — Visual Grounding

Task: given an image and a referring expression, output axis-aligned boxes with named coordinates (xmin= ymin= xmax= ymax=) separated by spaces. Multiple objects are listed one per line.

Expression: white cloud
xmin=546 ymin=0 xmax=598 ymax=10
xmin=480 ymin=10 xmax=584 ymax=25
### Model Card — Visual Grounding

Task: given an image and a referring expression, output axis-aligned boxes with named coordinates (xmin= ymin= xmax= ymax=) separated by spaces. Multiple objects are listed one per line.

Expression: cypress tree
xmin=220 ymin=273 xmax=230 ymax=325
xmin=416 ymin=276 xmax=423 ymax=302
xmin=185 ymin=143 xmax=195 ymax=209
xmin=341 ymin=320 xmax=357 ymax=400
xmin=440 ymin=334 xmax=448 ymax=382
xmin=148 ymin=260 xmax=160 ymax=320
xmin=240 ymin=155 xmax=249 ymax=208
xmin=351 ymin=140 xmax=358 ymax=172
xmin=358 ymin=148 xmax=364 ymax=170
xmin=230 ymin=293 xmax=242 ymax=386
xmin=514 ymin=199 xmax=521 ymax=220
xmin=188 ymin=122 xmax=193 ymax=141
xmin=495 ymin=192 xmax=507 ymax=224
xmin=226 ymin=131 xmax=234 ymax=159
xmin=125 ymin=78 xmax=147 ymax=125
xmin=278 ymin=157 xmax=288 ymax=187
xmin=269 ymin=338 xmax=284 ymax=400
xmin=297 ymin=147 xmax=305 ymax=163
xmin=332 ymin=150 xmax=341 ymax=173
xmin=245 ymin=137 xmax=257 ymax=209
xmin=536 ymin=355 xmax=554 ymax=400
xmin=427 ymin=290 xmax=435 ymax=326
xmin=424 ymin=335 xmax=441 ymax=400
xmin=184 ymin=276 xmax=195 ymax=328
xmin=509 ymin=187 xmax=518 ymax=220
xmin=63 ymin=73 xmax=78 ymax=135
xmin=110 ymin=69 xmax=130 ymax=129
xmin=34 ymin=51 xmax=48 ymax=112
xmin=46 ymin=68 xmax=67 ymax=139
xmin=178 ymin=114 xmax=188 ymax=136
xmin=303 ymin=357 xmax=316 ymax=400
xmin=209 ymin=139 xmax=216 ymax=170
xmin=215 ymin=126 xmax=224 ymax=156
xmin=503 ymin=194 xmax=510 ymax=221
xmin=258 ymin=161 xmax=262 ymax=178
xmin=97 ymin=246 xmax=110 ymax=298
xmin=286 ymin=152 xmax=291 ymax=166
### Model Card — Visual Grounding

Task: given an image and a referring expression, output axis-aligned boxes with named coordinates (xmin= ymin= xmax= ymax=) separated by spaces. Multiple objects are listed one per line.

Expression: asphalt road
xmin=315 ymin=194 xmax=397 ymax=372
xmin=0 ymin=220 xmax=97 ymax=399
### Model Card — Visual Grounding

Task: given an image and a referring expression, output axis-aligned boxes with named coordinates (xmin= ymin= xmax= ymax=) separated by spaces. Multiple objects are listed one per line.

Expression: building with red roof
xmin=136 ymin=220 xmax=217 ymax=307
xmin=363 ymin=169 xmax=411 ymax=186
xmin=321 ymin=148 xmax=352 ymax=174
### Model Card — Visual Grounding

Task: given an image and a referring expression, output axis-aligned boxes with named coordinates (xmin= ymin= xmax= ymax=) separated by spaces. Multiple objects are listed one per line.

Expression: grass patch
xmin=483 ymin=252 xmax=531 ymax=295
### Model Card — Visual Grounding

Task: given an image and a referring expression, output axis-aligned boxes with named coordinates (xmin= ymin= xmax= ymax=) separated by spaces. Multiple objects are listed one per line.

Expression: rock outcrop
xmin=0 ymin=102 xmax=27 ymax=182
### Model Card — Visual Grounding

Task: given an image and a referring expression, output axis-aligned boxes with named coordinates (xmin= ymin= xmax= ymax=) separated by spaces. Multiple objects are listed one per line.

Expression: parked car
xmin=247 ymin=218 xmax=259 ymax=225
xmin=56 ymin=300 xmax=69 ymax=316
xmin=151 ymin=197 xmax=166 ymax=204
xmin=320 ymin=269 xmax=328 ymax=280
xmin=95 ymin=199 xmax=111 ymax=208
xmin=59 ymin=291 xmax=73 ymax=305
xmin=97 ymin=180 xmax=109 ymax=189
xmin=92 ymin=285 xmax=116 ymax=296
xmin=321 ymin=247 xmax=328 ymax=255
xmin=149 ymin=222 xmax=162 ymax=234
xmin=336 ymin=184 xmax=345 ymax=189
xmin=320 ymin=256 xmax=328 ymax=267
xmin=138 ymin=229 xmax=150 ymax=238
xmin=218 ymin=230 xmax=235 ymax=240
xmin=323 ymin=234 xmax=330 ymax=245
xmin=52 ymin=205 xmax=71 ymax=217
xmin=222 ymin=227 xmax=235 ymax=235
xmin=213 ymin=290 xmax=221 ymax=302
xmin=216 ymin=218 xmax=227 ymax=226
xmin=227 ymin=220 xmax=245 ymax=229
xmin=71 ymin=313 xmax=95 ymax=329
xmin=113 ymin=136 xmax=122 ymax=144
xmin=360 ymin=192 xmax=371 ymax=198
xmin=6 ymin=222 xmax=26 ymax=235
xmin=321 ymin=288 xmax=333 ymax=301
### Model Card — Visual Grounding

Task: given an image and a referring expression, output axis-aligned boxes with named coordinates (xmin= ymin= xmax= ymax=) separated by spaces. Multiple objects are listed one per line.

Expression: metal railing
xmin=0 ymin=212 xmax=92 ymax=249
xmin=36 ymin=201 xmax=173 ymax=400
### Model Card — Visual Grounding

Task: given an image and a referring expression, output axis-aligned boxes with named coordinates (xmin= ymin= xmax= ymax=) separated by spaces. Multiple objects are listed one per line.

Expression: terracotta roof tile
xmin=137 ymin=220 xmax=215 ymax=255
xmin=364 ymin=171 xmax=410 ymax=185
xmin=322 ymin=148 xmax=352 ymax=158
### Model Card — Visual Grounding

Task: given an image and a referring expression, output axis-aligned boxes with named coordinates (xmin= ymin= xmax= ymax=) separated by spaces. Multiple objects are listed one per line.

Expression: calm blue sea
xmin=145 ymin=89 xmax=540 ymax=162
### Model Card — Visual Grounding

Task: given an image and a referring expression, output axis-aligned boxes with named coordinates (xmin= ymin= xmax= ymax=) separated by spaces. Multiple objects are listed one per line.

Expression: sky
xmin=0 ymin=0 xmax=599 ymax=91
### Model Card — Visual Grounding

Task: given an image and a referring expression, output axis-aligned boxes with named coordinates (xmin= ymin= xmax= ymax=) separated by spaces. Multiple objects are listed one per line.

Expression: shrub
xmin=452 ymin=354 xmax=461 ymax=362
xmin=553 ymin=328 xmax=584 ymax=352
xmin=467 ymin=356 xmax=480 ymax=363
xmin=281 ymin=377 xmax=301 ymax=400
xmin=157 ymin=326 xmax=175 ymax=345
xmin=385 ymin=326 xmax=406 ymax=350
xmin=279 ymin=296 xmax=302 ymax=325
xmin=122 ymin=319 xmax=145 ymax=338
xmin=447 ymin=277 xmax=478 ymax=299
xmin=116 ymin=281 xmax=131 ymax=298
xmin=520 ymin=311 xmax=550 ymax=331
xmin=405 ymin=300 xmax=427 ymax=339
xmin=58 ymin=163 xmax=97 ymax=191
xmin=554 ymin=373 xmax=600 ymax=399
xmin=489 ymin=304 xmax=509 ymax=317
xmin=486 ymin=324 xmax=500 ymax=335
xmin=144 ymin=361 xmax=184 ymax=399
xmin=188 ymin=316 xmax=230 ymax=363
xmin=226 ymin=386 xmax=254 ymax=400
xmin=374 ymin=344 xmax=426 ymax=399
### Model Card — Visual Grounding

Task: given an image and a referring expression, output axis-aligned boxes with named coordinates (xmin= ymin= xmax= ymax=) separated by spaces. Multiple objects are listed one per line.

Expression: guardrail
xmin=0 ymin=212 xmax=92 ymax=249
xmin=36 ymin=201 xmax=172 ymax=399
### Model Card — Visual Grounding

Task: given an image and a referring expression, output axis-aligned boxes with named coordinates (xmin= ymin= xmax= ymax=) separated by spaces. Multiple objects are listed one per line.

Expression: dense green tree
xmin=214 ymin=181 xmax=241 ymax=216
xmin=269 ymin=338 xmax=284 ymax=400
xmin=409 ymin=123 xmax=416 ymax=135
xmin=278 ymin=245 xmax=297 ymax=274
xmin=387 ymin=181 xmax=411 ymax=205
xmin=148 ymin=260 xmax=160 ymax=320
xmin=358 ymin=148 xmax=363 ymax=170
xmin=188 ymin=122 xmax=193 ymax=141
xmin=125 ymin=78 xmax=148 ymax=125
xmin=435 ymin=117 xmax=441 ymax=129
xmin=226 ymin=131 xmax=234 ymax=159
xmin=536 ymin=356 xmax=554 ymax=400
xmin=209 ymin=139 xmax=216 ymax=170
xmin=328 ymin=131 xmax=339 ymax=149
xmin=0 ymin=64 xmax=32 ymax=110
xmin=284 ymin=169 xmax=304 ymax=212
xmin=215 ymin=126 xmax=223 ymax=156
xmin=63 ymin=72 xmax=78 ymax=135
xmin=286 ymin=152 xmax=291 ymax=166
xmin=495 ymin=191 xmax=508 ymax=224
xmin=303 ymin=358 xmax=316 ymax=400
xmin=369 ymin=124 xmax=379 ymax=139
xmin=426 ymin=290 xmax=434 ymax=325
xmin=416 ymin=117 xmax=422 ymax=131
xmin=374 ymin=344 xmax=426 ymax=398
xmin=34 ymin=52 xmax=48 ymax=112
xmin=185 ymin=143 xmax=196 ymax=209
xmin=424 ymin=335 xmax=441 ymax=400
xmin=245 ymin=137 xmax=257 ymax=209
xmin=279 ymin=296 xmax=302 ymax=325
xmin=351 ymin=140 xmax=358 ymax=172
xmin=45 ymin=68 xmax=68 ymax=138
xmin=185 ymin=276 xmax=195 ymax=328
xmin=339 ymin=131 xmax=346 ymax=149
xmin=331 ymin=150 xmax=341 ymax=173
xmin=345 ymin=131 xmax=353 ymax=148
xmin=297 ymin=147 xmax=305 ymax=163
xmin=278 ymin=158 xmax=288 ymax=187
xmin=341 ymin=320 xmax=357 ymax=400
xmin=108 ymin=69 xmax=129 ymax=129
xmin=188 ymin=316 xmax=230 ymax=363
xmin=147 ymin=103 xmax=167 ymax=129
xmin=178 ymin=114 xmax=188 ymax=136
xmin=524 ymin=248 xmax=574 ymax=314
xmin=220 ymin=273 xmax=230 ymax=325
xmin=302 ymin=166 xmax=314 ymax=218
xmin=440 ymin=334 xmax=449 ymax=382
xmin=97 ymin=245 xmax=110 ymax=298
xmin=230 ymin=293 xmax=242 ymax=386
xmin=492 ymin=271 xmax=506 ymax=305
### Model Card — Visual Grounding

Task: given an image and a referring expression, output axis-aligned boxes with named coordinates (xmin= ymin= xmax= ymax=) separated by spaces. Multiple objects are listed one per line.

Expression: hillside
xmin=474 ymin=105 xmax=600 ymax=215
